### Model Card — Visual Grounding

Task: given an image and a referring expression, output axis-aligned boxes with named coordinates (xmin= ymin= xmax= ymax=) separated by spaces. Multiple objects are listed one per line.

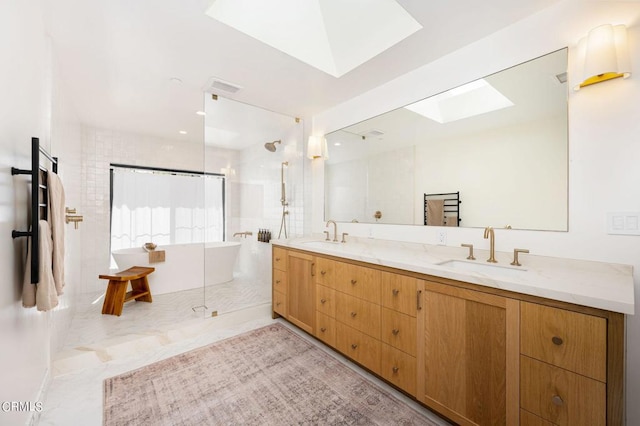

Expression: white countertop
xmin=272 ymin=236 xmax=635 ymax=315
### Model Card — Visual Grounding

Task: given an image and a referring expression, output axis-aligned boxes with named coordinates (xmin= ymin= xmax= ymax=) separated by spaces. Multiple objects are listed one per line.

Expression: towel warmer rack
xmin=424 ymin=191 xmax=461 ymax=226
xmin=11 ymin=137 xmax=59 ymax=284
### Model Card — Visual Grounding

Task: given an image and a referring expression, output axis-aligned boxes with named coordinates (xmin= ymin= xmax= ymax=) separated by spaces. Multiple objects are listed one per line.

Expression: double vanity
xmin=271 ymin=235 xmax=634 ymax=426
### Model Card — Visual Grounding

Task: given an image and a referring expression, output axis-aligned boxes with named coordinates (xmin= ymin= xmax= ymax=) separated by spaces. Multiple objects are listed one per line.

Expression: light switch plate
xmin=607 ymin=212 xmax=640 ymax=235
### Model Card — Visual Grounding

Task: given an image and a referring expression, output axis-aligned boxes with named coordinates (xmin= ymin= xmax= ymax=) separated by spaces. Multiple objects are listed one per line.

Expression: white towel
xmin=22 ymin=220 xmax=58 ymax=311
xmin=47 ymin=171 xmax=65 ymax=295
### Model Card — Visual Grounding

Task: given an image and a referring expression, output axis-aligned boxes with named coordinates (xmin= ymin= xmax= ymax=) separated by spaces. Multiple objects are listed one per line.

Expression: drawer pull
xmin=275 ymin=257 xmax=281 ymax=261
xmin=321 ymin=270 xmax=326 ymax=275
xmin=350 ymin=311 xmax=357 ymax=317
xmin=552 ymin=336 xmax=564 ymax=346
xmin=551 ymin=395 xmax=564 ymax=406
xmin=351 ymin=344 xmax=358 ymax=349
xmin=392 ymin=289 xmax=399 ymax=296
xmin=320 ymin=298 xmax=326 ymax=304
xmin=276 ymin=302 xmax=281 ymax=306
xmin=275 ymin=280 xmax=281 ymax=284
xmin=350 ymin=279 xmax=357 ymax=285
xmin=320 ymin=327 xmax=326 ymax=332
xmin=392 ymin=329 xmax=400 ymax=336
xmin=392 ymin=366 xmax=399 ymax=373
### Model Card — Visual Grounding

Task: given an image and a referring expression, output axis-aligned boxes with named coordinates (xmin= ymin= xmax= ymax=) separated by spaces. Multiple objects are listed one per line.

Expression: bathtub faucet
xmin=233 ymin=231 xmax=253 ymax=238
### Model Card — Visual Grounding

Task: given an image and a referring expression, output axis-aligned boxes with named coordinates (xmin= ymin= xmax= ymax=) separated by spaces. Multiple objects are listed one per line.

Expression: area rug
xmin=104 ymin=323 xmax=439 ymax=425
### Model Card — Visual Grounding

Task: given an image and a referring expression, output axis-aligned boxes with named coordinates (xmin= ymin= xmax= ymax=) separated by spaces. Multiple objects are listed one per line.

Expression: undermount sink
xmin=301 ymin=240 xmax=342 ymax=249
xmin=437 ymin=259 xmax=527 ymax=278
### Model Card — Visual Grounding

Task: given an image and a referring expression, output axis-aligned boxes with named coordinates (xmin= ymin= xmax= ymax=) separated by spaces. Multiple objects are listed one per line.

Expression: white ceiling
xmin=47 ymin=0 xmax=565 ymax=145
xmin=205 ymin=0 xmax=422 ymax=78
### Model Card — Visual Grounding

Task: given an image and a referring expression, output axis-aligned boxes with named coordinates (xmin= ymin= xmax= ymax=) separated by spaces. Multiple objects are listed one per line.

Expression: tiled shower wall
xmin=80 ymin=127 xmax=205 ymax=294
xmin=80 ymin=126 xmax=304 ymax=295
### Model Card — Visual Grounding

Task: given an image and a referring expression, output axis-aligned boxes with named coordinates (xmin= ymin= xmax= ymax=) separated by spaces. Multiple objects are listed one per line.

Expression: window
xmin=110 ymin=165 xmax=225 ymax=254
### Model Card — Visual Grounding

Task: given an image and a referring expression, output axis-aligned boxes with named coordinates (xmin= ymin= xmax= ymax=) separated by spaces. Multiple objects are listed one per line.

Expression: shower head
xmin=264 ymin=140 xmax=281 ymax=152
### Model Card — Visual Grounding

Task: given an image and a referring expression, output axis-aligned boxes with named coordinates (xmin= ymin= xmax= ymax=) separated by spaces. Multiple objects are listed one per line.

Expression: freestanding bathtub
xmin=111 ymin=242 xmax=241 ymax=295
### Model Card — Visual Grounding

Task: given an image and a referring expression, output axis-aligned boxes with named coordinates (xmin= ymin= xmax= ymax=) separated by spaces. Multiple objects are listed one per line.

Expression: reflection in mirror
xmin=325 ymin=48 xmax=568 ymax=231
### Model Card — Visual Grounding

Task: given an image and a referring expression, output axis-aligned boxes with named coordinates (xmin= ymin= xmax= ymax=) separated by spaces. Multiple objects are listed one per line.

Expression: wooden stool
xmin=99 ymin=266 xmax=154 ymax=316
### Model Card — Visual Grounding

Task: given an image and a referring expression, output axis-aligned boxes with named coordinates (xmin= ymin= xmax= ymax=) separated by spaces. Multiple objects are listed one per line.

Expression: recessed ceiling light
xmin=334 ymin=142 xmax=341 ymax=146
xmin=196 ymin=111 xmax=206 ymax=116
xmin=170 ymin=77 xmax=183 ymax=83
xmin=179 ymin=130 xmax=187 ymax=135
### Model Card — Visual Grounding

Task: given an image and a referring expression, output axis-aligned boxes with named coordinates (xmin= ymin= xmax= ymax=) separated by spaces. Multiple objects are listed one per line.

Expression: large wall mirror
xmin=325 ymin=48 xmax=568 ymax=231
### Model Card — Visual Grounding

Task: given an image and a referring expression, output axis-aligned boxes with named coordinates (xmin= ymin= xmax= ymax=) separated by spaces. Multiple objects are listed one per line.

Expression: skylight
xmin=205 ymin=0 xmax=422 ymax=78
xmin=404 ymin=79 xmax=514 ymax=124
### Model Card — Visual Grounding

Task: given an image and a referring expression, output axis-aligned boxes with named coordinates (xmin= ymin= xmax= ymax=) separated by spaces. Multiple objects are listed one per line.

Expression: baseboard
xmin=27 ymin=367 xmax=50 ymax=426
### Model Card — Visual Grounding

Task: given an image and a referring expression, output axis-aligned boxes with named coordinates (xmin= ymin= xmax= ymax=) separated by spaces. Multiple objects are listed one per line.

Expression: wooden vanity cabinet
xmin=271 ymin=247 xmax=315 ymax=334
xmin=285 ymin=251 xmax=315 ymax=334
xmin=272 ymin=246 xmax=625 ymax=426
xmin=519 ymin=301 xmax=619 ymax=426
xmin=272 ymin=247 xmax=288 ymax=318
xmin=417 ymin=280 xmax=520 ymax=426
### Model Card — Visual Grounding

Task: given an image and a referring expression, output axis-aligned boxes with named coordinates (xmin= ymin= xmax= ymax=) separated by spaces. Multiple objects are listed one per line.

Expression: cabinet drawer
xmin=273 ymin=291 xmax=287 ymax=317
xmin=315 ymin=257 xmax=336 ymax=286
xmin=335 ymin=262 xmax=381 ymax=304
xmin=520 ymin=356 xmax=605 ymax=426
xmin=273 ymin=247 xmax=288 ymax=271
xmin=521 ymin=302 xmax=606 ymax=381
xmin=335 ymin=292 xmax=380 ymax=339
xmin=381 ymin=273 xmax=418 ymax=317
xmin=520 ymin=409 xmax=555 ymax=426
xmin=316 ymin=284 xmax=335 ymax=317
xmin=381 ymin=307 xmax=416 ymax=356
xmin=273 ymin=269 xmax=287 ymax=295
xmin=316 ymin=312 xmax=336 ymax=347
xmin=381 ymin=343 xmax=416 ymax=396
xmin=336 ymin=322 xmax=381 ymax=374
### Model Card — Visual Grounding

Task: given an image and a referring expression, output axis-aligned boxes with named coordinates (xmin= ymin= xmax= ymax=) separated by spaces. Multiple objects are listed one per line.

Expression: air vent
xmin=360 ymin=129 xmax=384 ymax=138
xmin=555 ymin=72 xmax=568 ymax=84
xmin=203 ymin=77 xmax=243 ymax=94
xmin=359 ymin=129 xmax=384 ymax=139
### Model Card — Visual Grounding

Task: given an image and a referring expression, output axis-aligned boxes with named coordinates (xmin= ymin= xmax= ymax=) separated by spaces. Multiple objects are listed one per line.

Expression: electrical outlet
xmin=437 ymin=230 xmax=447 ymax=245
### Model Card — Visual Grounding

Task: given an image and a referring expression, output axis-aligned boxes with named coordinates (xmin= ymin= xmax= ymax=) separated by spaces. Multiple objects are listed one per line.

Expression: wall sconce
xmin=220 ymin=167 xmax=236 ymax=176
xmin=307 ymin=135 xmax=329 ymax=159
xmin=574 ymin=24 xmax=631 ymax=91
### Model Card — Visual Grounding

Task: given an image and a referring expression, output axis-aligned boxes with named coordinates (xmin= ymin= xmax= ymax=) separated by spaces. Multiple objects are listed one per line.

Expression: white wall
xmin=415 ymin=116 xmax=567 ymax=230
xmin=312 ymin=0 xmax=640 ymax=423
xmin=0 ymin=1 xmax=82 ymax=424
xmin=326 ymin=146 xmax=415 ymax=224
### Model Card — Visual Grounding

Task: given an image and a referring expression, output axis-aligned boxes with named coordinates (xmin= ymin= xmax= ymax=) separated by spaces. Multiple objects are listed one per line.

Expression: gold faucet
xmin=483 ymin=226 xmax=497 ymax=263
xmin=326 ymin=220 xmax=338 ymax=242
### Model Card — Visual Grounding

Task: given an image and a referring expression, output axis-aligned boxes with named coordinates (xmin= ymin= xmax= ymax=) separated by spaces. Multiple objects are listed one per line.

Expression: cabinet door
xmin=417 ymin=280 xmax=520 ymax=426
xmin=287 ymin=251 xmax=315 ymax=334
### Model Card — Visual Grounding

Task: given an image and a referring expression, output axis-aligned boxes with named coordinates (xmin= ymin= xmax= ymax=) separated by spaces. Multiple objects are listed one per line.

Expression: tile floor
xmin=38 ymin=275 xmax=449 ymax=425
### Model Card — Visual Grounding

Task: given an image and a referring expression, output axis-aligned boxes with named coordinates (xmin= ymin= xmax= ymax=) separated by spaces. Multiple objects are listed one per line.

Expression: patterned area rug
xmin=104 ymin=323 xmax=439 ymax=425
